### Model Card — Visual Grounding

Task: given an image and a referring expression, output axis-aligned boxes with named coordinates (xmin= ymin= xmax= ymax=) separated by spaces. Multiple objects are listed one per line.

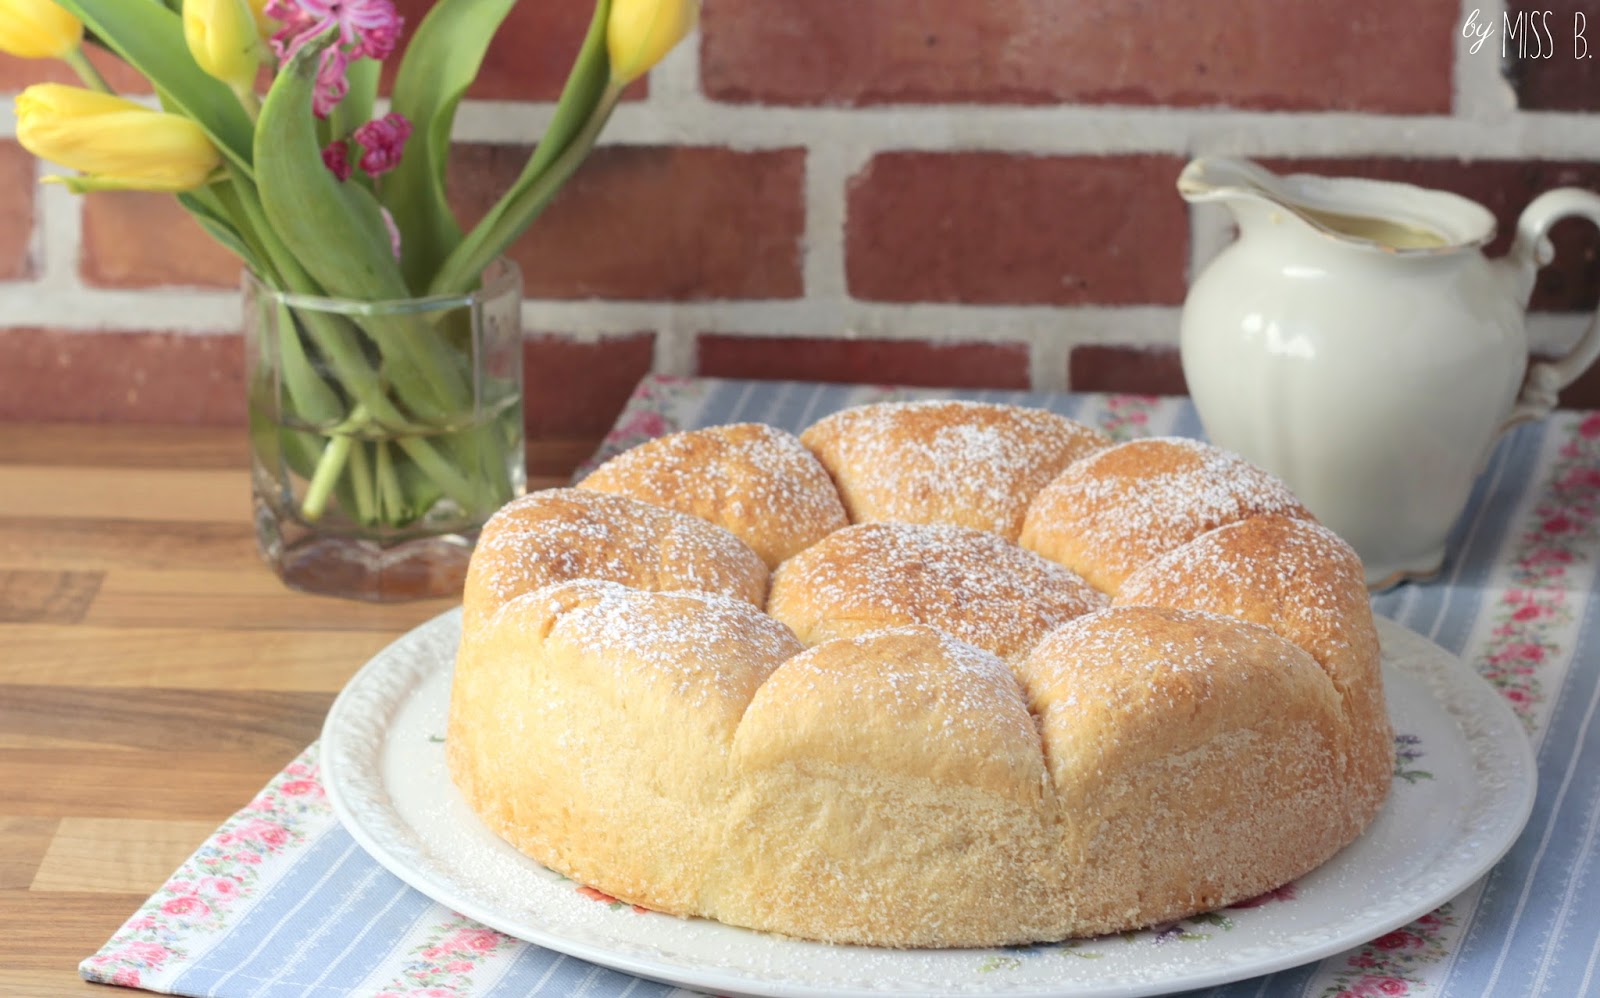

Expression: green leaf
xmin=429 ymin=0 xmax=616 ymax=295
xmin=257 ymin=39 xmax=478 ymax=425
xmin=52 ymin=0 xmax=256 ymax=177
xmin=382 ymin=0 xmax=519 ymax=294
xmin=255 ymin=39 xmax=410 ymax=302
xmin=517 ymin=0 xmax=613 ymax=191
xmin=331 ymin=57 xmax=380 ymax=144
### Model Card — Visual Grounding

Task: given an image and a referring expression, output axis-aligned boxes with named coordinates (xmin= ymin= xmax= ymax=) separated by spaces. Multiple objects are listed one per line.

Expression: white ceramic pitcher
xmin=1178 ymin=157 xmax=1600 ymax=588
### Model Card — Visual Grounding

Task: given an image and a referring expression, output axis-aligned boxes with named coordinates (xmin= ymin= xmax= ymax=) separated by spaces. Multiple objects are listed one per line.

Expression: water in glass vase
xmin=244 ymin=260 xmax=527 ymax=601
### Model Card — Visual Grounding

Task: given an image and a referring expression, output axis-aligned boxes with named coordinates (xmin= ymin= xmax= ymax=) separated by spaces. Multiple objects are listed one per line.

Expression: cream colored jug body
xmin=1179 ymin=158 xmax=1600 ymax=588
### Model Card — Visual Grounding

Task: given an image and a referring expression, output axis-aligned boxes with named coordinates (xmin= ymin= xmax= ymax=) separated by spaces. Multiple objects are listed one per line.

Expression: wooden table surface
xmin=0 ymin=423 xmax=597 ymax=997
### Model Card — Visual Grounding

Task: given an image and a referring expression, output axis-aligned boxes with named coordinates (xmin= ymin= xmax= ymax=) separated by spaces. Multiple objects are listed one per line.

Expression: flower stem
xmin=63 ymin=47 xmax=112 ymax=93
xmin=301 ymin=427 xmax=354 ymax=521
xmin=375 ymin=440 xmax=403 ymax=523
xmin=347 ymin=437 xmax=378 ymax=525
xmin=430 ymin=83 xmax=623 ymax=296
xmin=227 ymin=172 xmax=502 ymax=523
xmin=233 ymin=86 xmax=262 ymax=123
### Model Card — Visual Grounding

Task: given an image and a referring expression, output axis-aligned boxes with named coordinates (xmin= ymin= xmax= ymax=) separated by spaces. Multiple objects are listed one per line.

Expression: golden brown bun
xmin=714 ymin=627 xmax=1059 ymax=946
xmin=461 ymin=488 xmax=768 ymax=632
xmin=577 ymin=423 xmax=849 ymax=569
xmin=767 ymin=521 xmax=1105 ymax=664
xmin=1018 ymin=606 xmax=1352 ymax=934
xmin=1116 ymin=515 xmax=1394 ymax=834
xmin=800 ymin=400 xmax=1109 ymax=540
xmin=1019 ymin=437 xmax=1311 ymax=593
xmin=449 ymin=580 xmax=803 ymax=915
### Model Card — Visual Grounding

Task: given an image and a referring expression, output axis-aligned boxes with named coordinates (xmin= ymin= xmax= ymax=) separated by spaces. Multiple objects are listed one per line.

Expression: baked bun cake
xmin=448 ymin=402 xmax=1394 ymax=948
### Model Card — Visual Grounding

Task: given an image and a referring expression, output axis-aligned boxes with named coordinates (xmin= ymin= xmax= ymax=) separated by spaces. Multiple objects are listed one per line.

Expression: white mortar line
xmin=437 ymin=101 xmax=1600 ymax=159
xmin=1455 ymin=0 xmax=1517 ymax=121
xmin=35 ymin=163 xmax=84 ymax=292
xmin=0 ymin=284 xmax=240 ymax=332
xmin=652 ymin=325 xmax=695 ymax=376
xmin=1030 ymin=331 xmax=1071 ymax=393
xmin=9 ymin=285 xmax=1584 ymax=375
xmin=498 ymin=301 xmax=1186 ymax=344
xmin=11 ymin=90 xmax=1599 ymax=159
xmin=803 ymin=143 xmax=866 ymax=303
xmin=645 ymin=26 xmax=703 ymax=103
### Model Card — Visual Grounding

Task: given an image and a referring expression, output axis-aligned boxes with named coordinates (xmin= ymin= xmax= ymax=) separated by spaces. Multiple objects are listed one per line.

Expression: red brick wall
xmin=4 ymin=0 xmax=1600 ymax=432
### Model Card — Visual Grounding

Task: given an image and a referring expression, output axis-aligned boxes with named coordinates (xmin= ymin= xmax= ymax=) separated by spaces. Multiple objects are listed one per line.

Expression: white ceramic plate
xmin=321 ymin=613 xmax=1537 ymax=998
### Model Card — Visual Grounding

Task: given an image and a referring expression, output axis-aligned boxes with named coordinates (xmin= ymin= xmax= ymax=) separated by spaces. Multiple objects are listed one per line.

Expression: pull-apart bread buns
xmin=461 ymin=488 xmax=768 ymax=632
xmin=451 ymin=580 xmax=802 ymax=913
xmin=577 ymin=423 xmax=848 ymax=569
xmin=800 ymin=399 xmax=1110 ymax=540
xmin=449 ymin=401 xmax=1393 ymax=948
xmin=1016 ymin=605 xmax=1350 ymax=935
xmin=767 ymin=521 xmax=1105 ymax=665
xmin=1020 ymin=436 xmax=1312 ymax=594
xmin=1116 ymin=515 xmax=1395 ymax=837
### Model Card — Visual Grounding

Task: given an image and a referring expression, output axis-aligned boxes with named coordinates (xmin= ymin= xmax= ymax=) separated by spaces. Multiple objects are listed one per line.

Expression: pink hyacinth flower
xmin=265 ymin=0 xmax=404 ymax=118
xmin=263 ymin=0 xmax=318 ymax=61
xmin=266 ymin=0 xmax=402 ymax=62
xmin=322 ymin=140 xmax=351 ymax=181
xmin=380 ymin=206 xmax=402 ymax=260
xmin=312 ymin=46 xmax=350 ymax=119
xmin=353 ymin=112 xmax=412 ymax=176
xmin=352 ymin=16 xmax=401 ymax=60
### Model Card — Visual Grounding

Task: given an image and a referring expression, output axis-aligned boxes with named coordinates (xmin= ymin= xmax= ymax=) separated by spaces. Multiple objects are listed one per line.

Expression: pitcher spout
xmin=1177 ymin=156 xmax=1496 ymax=254
xmin=1178 ymin=157 xmax=1298 ymax=208
xmin=1177 ymin=157 xmax=1304 ymax=239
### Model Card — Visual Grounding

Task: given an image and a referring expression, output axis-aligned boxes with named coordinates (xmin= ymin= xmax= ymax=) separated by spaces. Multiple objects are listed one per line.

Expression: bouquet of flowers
xmin=2 ymin=0 xmax=695 ymax=552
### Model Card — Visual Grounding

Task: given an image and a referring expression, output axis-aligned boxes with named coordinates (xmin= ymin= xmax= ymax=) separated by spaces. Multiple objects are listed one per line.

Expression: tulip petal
xmin=53 ymin=0 xmax=256 ymax=176
xmin=607 ymin=0 xmax=696 ymax=84
xmin=184 ymin=0 xmax=263 ymax=93
xmin=0 ymin=0 xmax=83 ymax=60
xmin=18 ymin=84 xmax=222 ymax=192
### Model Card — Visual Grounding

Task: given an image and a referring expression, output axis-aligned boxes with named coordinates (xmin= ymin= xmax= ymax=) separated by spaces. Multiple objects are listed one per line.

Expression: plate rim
xmin=320 ymin=611 xmax=1538 ymax=998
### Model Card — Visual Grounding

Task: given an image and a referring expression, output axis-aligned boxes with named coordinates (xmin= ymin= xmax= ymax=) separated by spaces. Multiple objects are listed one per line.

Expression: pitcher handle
xmin=1502 ymin=188 xmax=1600 ymax=432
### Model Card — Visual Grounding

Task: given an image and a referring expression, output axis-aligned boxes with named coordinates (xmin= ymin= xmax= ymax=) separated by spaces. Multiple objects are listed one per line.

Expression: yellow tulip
xmin=183 ymin=0 xmax=262 ymax=93
xmin=0 ymin=0 xmax=82 ymax=60
xmin=607 ymin=0 xmax=697 ymax=85
xmin=16 ymin=84 xmax=223 ymax=193
xmin=246 ymin=0 xmax=273 ymax=39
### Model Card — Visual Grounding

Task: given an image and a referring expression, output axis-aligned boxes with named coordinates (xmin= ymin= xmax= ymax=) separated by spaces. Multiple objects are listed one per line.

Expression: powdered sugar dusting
xmin=801 ymin=400 xmax=1109 ymax=539
xmin=579 ymin=423 xmax=847 ymax=568
xmin=1116 ymin=516 xmax=1371 ymax=674
xmin=769 ymin=521 xmax=1106 ymax=661
xmin=1025 ymin=605 xmax=1311 ymax=712
xmin=531 ymin=580 xmax=802 ymax=707
xmin=466 ymin=489 xmax=766 ymax=622
xmin=1022 ymin=437 xmax=1310 ymax=591
xmin=1120 ymin=516 xmax=1362 ymax=618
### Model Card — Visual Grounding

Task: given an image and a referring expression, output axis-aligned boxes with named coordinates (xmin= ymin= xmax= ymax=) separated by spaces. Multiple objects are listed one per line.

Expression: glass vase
xmin=245 ymin=259 xmax=526 ymax=601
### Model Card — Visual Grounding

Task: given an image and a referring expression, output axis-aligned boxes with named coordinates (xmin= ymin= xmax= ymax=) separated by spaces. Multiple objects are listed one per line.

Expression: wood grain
xmin=0 ymin=467 xmax=247 ymax=523
xmin=0 ymin=570 xmax=102 ymax=623
xmin=4 ymin=626 xmax=402 ymax=690
xmin=0 ymin=423 xmax=600 ymax=996
xmin=32 ymin=819 xmax=221 ymax=894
